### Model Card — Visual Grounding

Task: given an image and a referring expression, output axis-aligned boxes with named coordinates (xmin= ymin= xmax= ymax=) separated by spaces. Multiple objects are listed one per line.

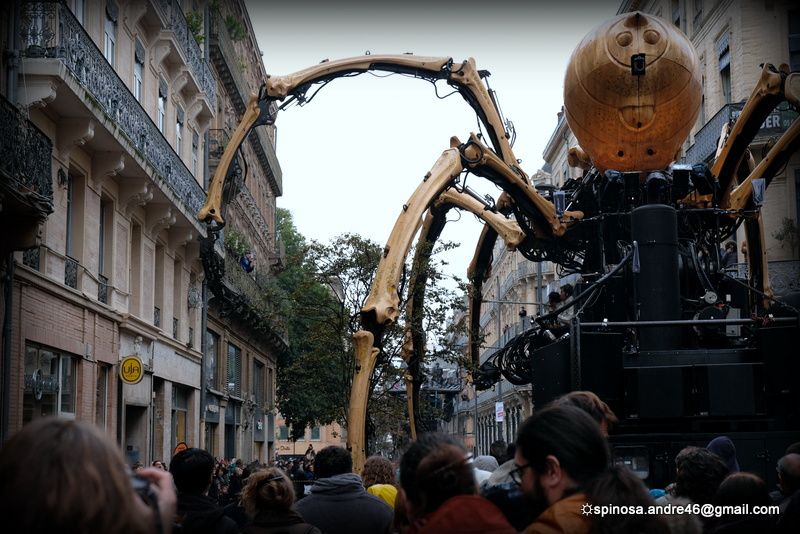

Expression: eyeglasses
xmin=509 ymin=462 xmax=531 ymax=486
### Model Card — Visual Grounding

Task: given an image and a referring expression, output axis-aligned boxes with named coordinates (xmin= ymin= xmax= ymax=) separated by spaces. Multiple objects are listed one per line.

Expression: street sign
xmin=119 ymin=355 xmax=144 ymax=385
xmin=495 ymin=401 xmax=505 ymax=422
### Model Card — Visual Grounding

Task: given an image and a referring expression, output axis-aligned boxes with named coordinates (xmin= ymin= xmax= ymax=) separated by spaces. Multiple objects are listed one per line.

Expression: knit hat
xmin=367 ymin=483 xmax=397 ymax=509
xmin=707 ymin=436 xmax=740 ymax=473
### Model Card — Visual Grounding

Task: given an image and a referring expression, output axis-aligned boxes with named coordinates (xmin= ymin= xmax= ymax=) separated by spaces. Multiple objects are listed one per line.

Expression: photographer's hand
xmin=137 ymin=467 xmax=177 ymax=534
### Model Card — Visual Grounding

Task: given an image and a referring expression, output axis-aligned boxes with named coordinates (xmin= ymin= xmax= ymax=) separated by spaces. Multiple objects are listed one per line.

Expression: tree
xmin=274 ymin=209 xmax=467 ymax=451
xmin=273 ymin=209 xmax=346 ymax=441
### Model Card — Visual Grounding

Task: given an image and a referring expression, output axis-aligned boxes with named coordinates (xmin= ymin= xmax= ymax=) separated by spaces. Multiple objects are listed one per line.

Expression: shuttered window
xmin=253 ymin=360 xmax=265 ymax=406
xmin=227 ymin=342 xmax=241 ymax=397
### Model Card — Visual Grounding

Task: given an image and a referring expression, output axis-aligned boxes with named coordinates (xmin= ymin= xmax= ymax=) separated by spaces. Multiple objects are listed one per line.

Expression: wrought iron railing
xmin=684 ymin=101 xmax=798 ymax=164
xmin=162 ymin=0 xmax=216 ymax=109
xmin=20 ymin=2 xmax=206 ymax=215
xmin=479 ymin=306 xmax=493 ymax=329
xmin=769 ymin=259 xmax=800 ymax=296
xmin=208 ymin=8 xmax=251 ymax=114
xmin=98 ymin=274 xmax=109 ymax=304
xmin=499 ymin=272 xmax=515 ymax=297
xmin=249 ymin=127 xmax=283 ymax=197
xmin=64 ymin=256 xmax=78 ymax=288
xmin=0 ymin=94 xmax=53 ymax=210
xmin=685 ymin=103 xmax=743 ymax=164
xmin=223 ymin=252 xmax=288 ymax=343
xmin=208 ymin=8 xmax=282 ymax=197
xmin=23 ymin=247 xmax=41 ymax=270
xmin=208 ymin=128 xmax=230 ymax=159
xmin=237 ymin=187 xmax=271 ymax=249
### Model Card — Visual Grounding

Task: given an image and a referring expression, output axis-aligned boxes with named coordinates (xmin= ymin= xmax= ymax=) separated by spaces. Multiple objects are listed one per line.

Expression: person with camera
xmin=0 ymin=417 xmax=176 ymax=534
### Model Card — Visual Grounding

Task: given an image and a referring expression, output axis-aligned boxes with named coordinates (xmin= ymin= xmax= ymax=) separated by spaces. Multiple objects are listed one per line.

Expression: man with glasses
xmin=513 ymin=405 xmax=608 ymax=534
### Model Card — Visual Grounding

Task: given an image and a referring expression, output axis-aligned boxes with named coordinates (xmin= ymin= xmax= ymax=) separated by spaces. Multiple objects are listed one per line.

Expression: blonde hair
xmin=241 ymin=467 xmax=295 ymax=516
xmin=0 ymin=418 xmax=151 ymax=533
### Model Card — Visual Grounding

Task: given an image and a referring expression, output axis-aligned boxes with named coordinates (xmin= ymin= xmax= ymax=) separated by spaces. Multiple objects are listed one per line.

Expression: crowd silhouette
xmin=1 ymin=390 xmax=798 ymax=533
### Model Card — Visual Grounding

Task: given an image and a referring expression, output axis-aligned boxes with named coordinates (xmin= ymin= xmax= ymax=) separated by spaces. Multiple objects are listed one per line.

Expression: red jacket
xmin=408 ymin=494 xmax=517 ymax=534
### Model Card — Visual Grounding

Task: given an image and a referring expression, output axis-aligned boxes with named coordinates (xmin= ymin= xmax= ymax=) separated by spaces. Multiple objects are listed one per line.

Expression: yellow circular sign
xmin=119 ymin=355 xmax=144 ymax=385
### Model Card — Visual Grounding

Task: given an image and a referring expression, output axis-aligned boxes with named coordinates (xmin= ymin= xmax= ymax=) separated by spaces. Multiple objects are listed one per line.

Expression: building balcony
xmin=499 ymin=272 xmax=515 ymax=298
xmin=208 ymin=9 xmax=251 ymax=116
xmin=150 ymin=0 xmax=216 ymax=110
xmin=208 ymin=9 xmax=282 ymax=197
xmin=208 ymin=128 xmax=230 ymax=160
xmin=0 ymin=93 xmax=53 ymax=253
xmin=518 ymin=259 xmax=553 ymax=278
xmin=769 ymin=259 xmax=800 ymax=296
xmin=19 ymin=1 xmax=206 ymax=232
xmin=221 ymin=252 xmax=288 ymax=350
xmin=684 ymin=101 xmax=799 ymax=165
xmin=479 ymin=306 xmax=494 ymax=330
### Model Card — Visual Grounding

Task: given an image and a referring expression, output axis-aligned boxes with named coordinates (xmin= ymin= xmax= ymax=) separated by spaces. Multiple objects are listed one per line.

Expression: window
xmin=227 ymin=342 xmax=242 ymax=397
xmin=192 ymin=131 xmax=199 ymax=177
xmin=795 ymin=169 xmax=800 ymax=233
xmin=253 ymin=360 xmax=265 ymax=406
xmin=310 ymin=426 xmax=321 ymax=441
xmin=154 ymin=245 xmax=164 ymax=327
xmin=23 ymin=343 xmax=77 ymax=423
xmin=693 ymin=0 xmax=703 ymax=29
xmin=172 ymin=385 xmax=190 ymax=451
xmin=790 ymin=10 xmax=800 ymax=72
xmin=157 ymin=79 xmax=167 ymax=132
xmin=205 ymin=422 xmax=217 ymax=455
xmin=267 ymin=367 xmax=274 ymax=407
xmin=671 ymin=0 xmax=681 ymax=28
xmin=172 ymin=258 xmax=183 ymax=340
xmin=205 ymin=330 xmax=220 ymax=389
xmin=96 ymin=364 xmax=109 ymax=428
xmin=104 ymin=2 xmax=117 ymax=67
xmin=72 ymin=0 xmax=85 ymax=25
xmin=278 ymin=425 xmax=289 ymax=440
xmin=718 ymin=33 xmax=732 ymax=104
xmin=175 ymin=107 xmax=184 ymax=156
xmin=130 ymin=222 xmax=142 ymax=315
xmin=98 ymin=197 xmax=112 ymax=303
xmin=66 ymin=175 xmax=75 ymax=257
xmin=65 ymin=174 xmax=82 ymax=289
xmin=133 ymin=40 xmax=145 ymax=102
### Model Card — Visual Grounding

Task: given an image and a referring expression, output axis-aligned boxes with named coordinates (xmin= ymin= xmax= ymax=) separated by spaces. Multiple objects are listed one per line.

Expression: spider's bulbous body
xmin=564 ymin=11 xmax=702 ymax=172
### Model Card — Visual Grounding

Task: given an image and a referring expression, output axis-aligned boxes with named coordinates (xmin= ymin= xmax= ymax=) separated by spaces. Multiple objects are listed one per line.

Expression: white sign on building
xmin=495 ymin=401 xmax=505 ymax=422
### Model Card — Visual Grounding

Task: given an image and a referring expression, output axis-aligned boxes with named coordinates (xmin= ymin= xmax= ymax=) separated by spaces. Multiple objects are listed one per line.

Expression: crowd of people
xmin=1 ymin=391 xmax=798 ymax=533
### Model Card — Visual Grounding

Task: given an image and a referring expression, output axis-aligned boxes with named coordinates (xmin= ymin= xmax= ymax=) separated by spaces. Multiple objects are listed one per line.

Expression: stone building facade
xmin=0 ymin=0 xmax=284 ymax=465
xmin=272 ymin=415 xmax=347 ymax=460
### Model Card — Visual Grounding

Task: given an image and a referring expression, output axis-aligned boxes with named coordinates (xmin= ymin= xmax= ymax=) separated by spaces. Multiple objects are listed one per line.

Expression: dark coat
xmin=292 ymin=473 xmax=393 ymax=534
xmin=242 ymin=509 xmax=321 ymax=534
xmin=175 ymin=493 xmax=239 ymax=534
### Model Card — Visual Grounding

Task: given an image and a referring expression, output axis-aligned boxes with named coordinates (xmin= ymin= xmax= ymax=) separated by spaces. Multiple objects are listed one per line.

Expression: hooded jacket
xmin=175 ymin=493 xmax=239 ymax=534
xmin=292 ymin=473 xmax=393 ymax=534
xmin=407 ymin=494 xmax=517 ymax=534
xmin=241 ymin=509 xmax=321 ymax=534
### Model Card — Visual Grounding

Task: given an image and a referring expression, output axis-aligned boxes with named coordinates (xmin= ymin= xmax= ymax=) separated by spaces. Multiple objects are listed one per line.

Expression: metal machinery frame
xmin=198 ymin=14 xmax=800 ymax=476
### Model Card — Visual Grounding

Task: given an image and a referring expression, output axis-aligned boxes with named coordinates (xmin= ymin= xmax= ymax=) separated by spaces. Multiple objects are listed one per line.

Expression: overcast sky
xmin=246 ymin=0 xmax=621 ymax=282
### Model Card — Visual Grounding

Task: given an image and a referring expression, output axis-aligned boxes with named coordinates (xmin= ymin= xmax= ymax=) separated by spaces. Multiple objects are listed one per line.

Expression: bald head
xmin=778 ymin=453 xmax=800 ymax=495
